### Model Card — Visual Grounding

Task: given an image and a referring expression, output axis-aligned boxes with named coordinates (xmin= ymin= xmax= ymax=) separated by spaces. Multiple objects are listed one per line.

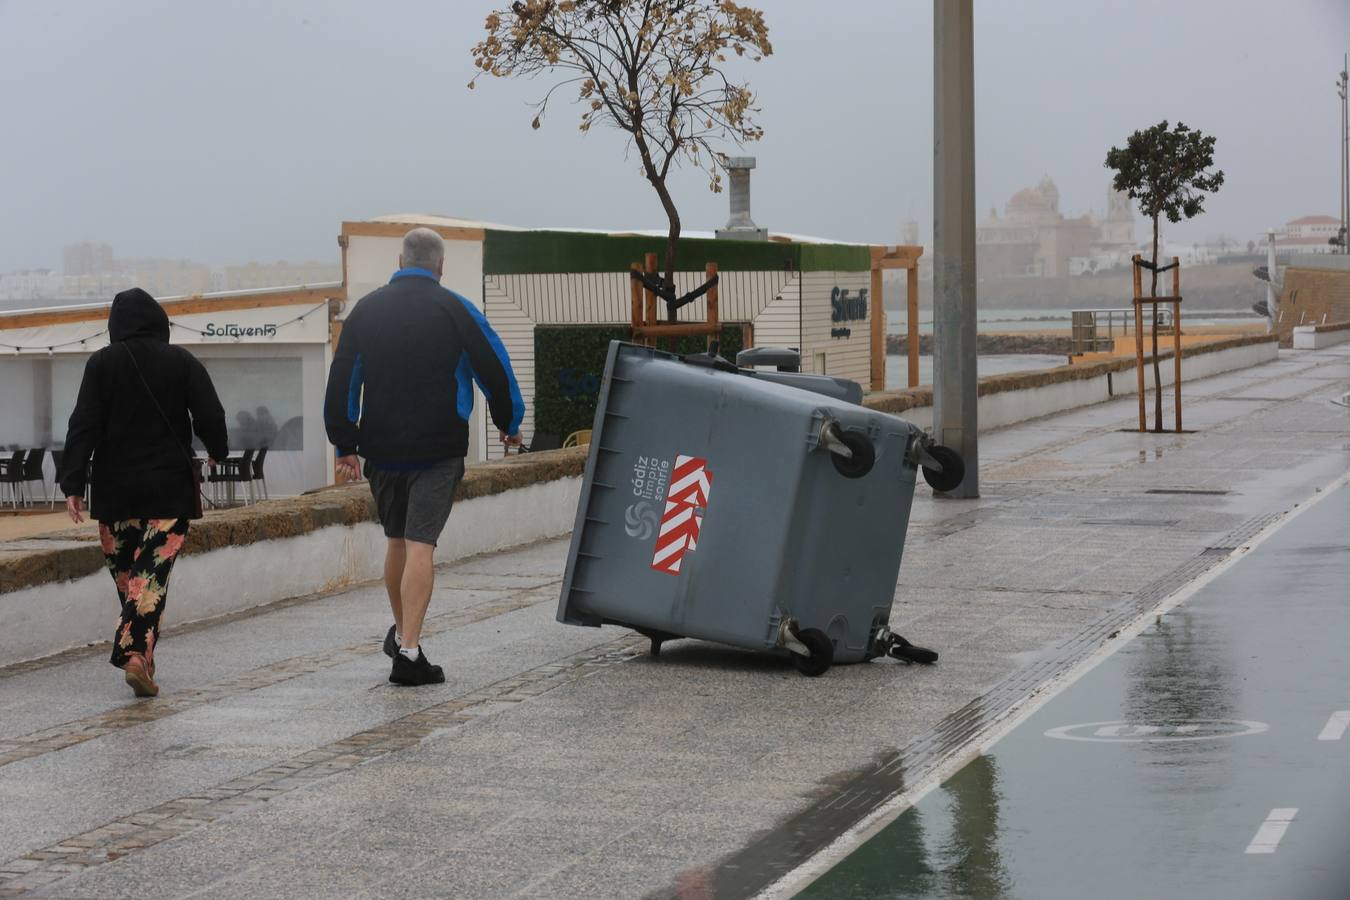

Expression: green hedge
xmin=483 ymin=230 xmax=872 ymax=275
xmin=533 ymin=325 xmax=746 ymax=440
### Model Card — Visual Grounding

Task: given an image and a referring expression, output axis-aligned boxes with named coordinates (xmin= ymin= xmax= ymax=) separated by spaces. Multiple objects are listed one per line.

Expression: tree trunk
xmin=1150 ymin=214 xmax=1162 ymax=432
xmin=662 ymin=209 xmax=681 ymax=324
xmin=629 ymin=131 xmax=682 ymax=324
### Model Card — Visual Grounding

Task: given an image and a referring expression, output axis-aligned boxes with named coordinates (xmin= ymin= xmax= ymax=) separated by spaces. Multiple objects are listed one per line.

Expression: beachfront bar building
xmin=1 ymin=214 xmax=916 ymax=497
xmin=0 ymin=285 xmax=340 ymax=500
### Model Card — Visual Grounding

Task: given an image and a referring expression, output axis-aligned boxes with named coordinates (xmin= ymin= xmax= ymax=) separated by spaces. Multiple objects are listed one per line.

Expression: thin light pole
xmin=932 ymin=0 xmax=978 ymax=498
xmin=1339 ymin=55 xmax=1348 ymax=253
xmin=1267 ymin=229 xmax=1278 ymax=330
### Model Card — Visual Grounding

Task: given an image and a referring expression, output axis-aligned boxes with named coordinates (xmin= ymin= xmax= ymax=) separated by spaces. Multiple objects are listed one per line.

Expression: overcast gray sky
xmin=1 ymin=0 xmax=1346 ymax=271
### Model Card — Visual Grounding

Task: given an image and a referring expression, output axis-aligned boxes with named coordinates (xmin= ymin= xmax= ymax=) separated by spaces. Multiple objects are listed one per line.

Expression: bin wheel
xmin=831 ymin=430 xmax=876 ymax=479
xmin=921 ymin=445 xmax=966 ymax=493
xmin=887 ymin=635 xmax=939 ymax=666
xmin=792 ymin=628 xmax=834 ymax=677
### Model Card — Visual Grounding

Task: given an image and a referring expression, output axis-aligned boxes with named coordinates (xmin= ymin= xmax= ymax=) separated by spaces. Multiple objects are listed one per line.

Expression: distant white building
xmin=62 ymin=242 xmax=114 ymax=276
xmin=1272 ymin=215 xmax=1340 ymax=255
xmin=0 ymin=270 xmax=64 ymax=301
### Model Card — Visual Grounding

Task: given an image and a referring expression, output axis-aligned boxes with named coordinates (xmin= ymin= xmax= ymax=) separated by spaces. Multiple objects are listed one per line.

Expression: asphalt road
xmin=801 ymin=481 xmax=1350 ymax=900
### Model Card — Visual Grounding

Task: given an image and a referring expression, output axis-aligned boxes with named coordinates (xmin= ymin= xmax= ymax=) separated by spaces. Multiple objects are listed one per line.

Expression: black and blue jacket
xmin=323 ymin=268 xmax=524 ymax=465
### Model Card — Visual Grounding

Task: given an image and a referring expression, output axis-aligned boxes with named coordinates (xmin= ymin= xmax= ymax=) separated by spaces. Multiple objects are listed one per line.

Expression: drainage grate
xmin=1146 ymin=488 xmax=1231 ymax=496
xmin=1214 ymin=512 xmax=1283 ymax=548
xmin=1081 ymin=518 xmax=1178 ymax=527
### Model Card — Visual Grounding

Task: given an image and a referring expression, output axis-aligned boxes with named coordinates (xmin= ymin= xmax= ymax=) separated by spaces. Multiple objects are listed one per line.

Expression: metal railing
xmin=1071 ymin=307 xmax=1175 ymax=354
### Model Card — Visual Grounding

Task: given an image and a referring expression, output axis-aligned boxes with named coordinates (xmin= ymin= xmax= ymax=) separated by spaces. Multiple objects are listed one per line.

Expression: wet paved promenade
xmin=2 ymin=345 xmax=1347 ymax=898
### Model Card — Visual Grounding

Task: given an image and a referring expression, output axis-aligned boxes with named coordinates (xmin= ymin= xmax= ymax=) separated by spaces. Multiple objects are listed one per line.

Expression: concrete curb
xmin=864 ymin=333 xmax=1278 ymax=428
xmin=0 ymin=447 xmax=586 ymax=596
xmin=1293 ymin=320 xmax=1350 ymax=349
xmin=1 ymin=471 xmax=585 ymax=667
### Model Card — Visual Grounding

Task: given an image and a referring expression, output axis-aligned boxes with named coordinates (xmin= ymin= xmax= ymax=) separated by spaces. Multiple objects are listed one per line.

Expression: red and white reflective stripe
xmin=652 ymin=501 xmax=698 ymax=574
xmin=668 ymin=454 xmax=712 ymax=507
xmin=651 ymin=455 xmax=712 ymax=576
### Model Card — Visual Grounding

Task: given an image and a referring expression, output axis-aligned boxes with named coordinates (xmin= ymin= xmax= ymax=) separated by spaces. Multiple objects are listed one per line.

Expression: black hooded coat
xmin=57 ymin=289 xmax=230 ymax=522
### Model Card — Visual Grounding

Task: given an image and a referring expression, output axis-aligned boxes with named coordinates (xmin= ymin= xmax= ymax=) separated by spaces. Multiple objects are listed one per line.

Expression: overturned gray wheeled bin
xmin=556 ymin=341 xmax=964 ymax=676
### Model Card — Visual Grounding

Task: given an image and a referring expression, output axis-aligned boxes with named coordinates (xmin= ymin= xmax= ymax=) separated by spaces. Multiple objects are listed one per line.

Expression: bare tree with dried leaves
xmin=471 ymin=0 xmax=772 ymax=317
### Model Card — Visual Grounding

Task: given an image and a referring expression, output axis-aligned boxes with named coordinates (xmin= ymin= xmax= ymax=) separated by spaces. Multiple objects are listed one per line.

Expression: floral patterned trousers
xmin=98 ymin=518 xmax=190 ymax=668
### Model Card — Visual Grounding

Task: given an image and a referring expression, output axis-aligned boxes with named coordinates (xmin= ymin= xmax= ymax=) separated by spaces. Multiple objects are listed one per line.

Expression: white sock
xmin=395 ymin=631 xmax=403 ymax=645
xmin=399 ymin=646 xmax=420 ymax=661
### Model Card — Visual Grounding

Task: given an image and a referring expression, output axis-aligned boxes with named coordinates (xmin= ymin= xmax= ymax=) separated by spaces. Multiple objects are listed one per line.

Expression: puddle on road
xmin=1137 ymin=447 xmax=1166 ymax=464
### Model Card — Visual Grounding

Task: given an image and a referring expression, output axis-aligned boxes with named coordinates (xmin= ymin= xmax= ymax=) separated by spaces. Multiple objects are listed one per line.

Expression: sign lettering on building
xmin=830 ymin=286 xmax=867 ymax=339
xmin=203 ymin=323 xmax=279 ymax=339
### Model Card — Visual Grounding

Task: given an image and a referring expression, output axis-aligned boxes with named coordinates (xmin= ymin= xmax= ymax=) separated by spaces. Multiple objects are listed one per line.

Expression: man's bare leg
xmin=399 ymin=540 xmax=436 ymax=649
xmin=384 ymin=538 xmax=406 ymax=636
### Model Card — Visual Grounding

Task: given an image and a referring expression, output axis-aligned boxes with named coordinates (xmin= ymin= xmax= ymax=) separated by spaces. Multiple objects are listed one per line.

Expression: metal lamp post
xmin=1338 ymin=57 xmax=1348 ymax=254
xmin=932 ymin=0 xmax=979 ymax=498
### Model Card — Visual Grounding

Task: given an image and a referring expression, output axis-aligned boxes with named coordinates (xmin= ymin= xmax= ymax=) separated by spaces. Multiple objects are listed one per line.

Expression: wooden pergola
xmin=869 ymin=245 xmax=924 ymax=391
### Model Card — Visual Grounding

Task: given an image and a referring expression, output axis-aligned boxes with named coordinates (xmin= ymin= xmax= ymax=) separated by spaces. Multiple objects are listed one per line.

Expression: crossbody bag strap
xmin=121 ymin=343 xmax=212 ymax=517
xmin=121 ymin=343 xmax=195 ymax=465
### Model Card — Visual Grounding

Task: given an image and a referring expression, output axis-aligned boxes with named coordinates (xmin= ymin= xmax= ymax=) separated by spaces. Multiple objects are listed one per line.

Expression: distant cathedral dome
xmin=1008 ymin=188 xmax=1046 ymax=211
xmin=979 ymin=176 xmax=1136 ymax=278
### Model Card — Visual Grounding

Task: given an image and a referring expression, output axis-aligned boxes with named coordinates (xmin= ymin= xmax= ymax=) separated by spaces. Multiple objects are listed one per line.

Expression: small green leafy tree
xmin=1105 ymin=121 xmax=1224 ymax=431
xmin=471 ymin=1 xmax=772 ymax=319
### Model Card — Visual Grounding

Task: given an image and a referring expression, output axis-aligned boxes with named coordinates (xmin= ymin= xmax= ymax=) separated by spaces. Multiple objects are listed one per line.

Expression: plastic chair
xmin=50 ymin=450 xmax=63 ymax=507
xmin=251 ymin=446 xmax=269 ymax=501
xmin=562 ymin=429 xmax=592 ymax=449
xmin=21 ymin=449 xmax=47 ymax=508
xmin=0 ymin=450 xmax=25 ymax=509
xmin=208 ymin=449 xmax=255 ymax=506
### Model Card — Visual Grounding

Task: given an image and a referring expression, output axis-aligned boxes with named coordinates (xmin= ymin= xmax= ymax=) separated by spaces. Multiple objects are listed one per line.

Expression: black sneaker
xmin=389 ymin=648 xmax=445 ymax=686
xmin=382 ymin=625 xmax=398 ymax=659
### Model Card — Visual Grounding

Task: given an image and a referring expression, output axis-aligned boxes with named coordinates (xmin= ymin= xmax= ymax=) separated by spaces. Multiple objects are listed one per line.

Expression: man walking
xmin=324 ymin=227 xmax=524 ymax=685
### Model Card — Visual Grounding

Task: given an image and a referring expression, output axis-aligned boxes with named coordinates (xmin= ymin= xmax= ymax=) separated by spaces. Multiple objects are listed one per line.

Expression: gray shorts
xmin=367 ymin=458 xmax=465 ymax=546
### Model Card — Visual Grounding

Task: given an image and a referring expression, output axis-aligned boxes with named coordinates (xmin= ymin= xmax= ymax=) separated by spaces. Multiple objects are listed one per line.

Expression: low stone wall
xmin=0 ymin=449 xmax=586 ymax=667
xmin=1277 ymin=267 xmax=1350 ymax=344
xmin=885 ymin=333 xmax=1074 ymax=356
xmin=0 ymin=333 xmax=1280 ymax=667
xmin=1292 ymin=320 xmax=1350 ymax=350
xmin=865 ymin=333 xmax=1278 ymax=431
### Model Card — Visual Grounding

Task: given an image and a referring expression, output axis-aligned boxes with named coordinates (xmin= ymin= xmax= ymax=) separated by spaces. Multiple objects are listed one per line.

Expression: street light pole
xmin=932 ymin=0 xmax=979 ymax=498
xmin=1336 ymin=55 xmax=1349 ymax=254
xmin=1266 ymin=229 xmax=1279 ymax=330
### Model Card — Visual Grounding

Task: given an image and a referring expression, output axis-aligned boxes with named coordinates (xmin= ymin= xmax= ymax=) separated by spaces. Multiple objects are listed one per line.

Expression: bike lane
xmin=798 ymin=482 xmax=1350 ymax=900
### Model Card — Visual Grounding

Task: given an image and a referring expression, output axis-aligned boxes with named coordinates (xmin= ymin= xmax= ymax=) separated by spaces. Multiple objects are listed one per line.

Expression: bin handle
xmin=682 ymin=351 xmax=740 ymax=374
xmin=819 ymin=419 xmax=877 ymax=478
xmin=910 ymin=440 xmax=943 ymax=471
xmin=819 ymin=420 xmax=854 ymax=460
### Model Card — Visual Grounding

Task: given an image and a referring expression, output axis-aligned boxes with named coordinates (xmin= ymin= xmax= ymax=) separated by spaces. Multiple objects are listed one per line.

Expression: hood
xmin=108 ymin=288 xmax=170 ymax=343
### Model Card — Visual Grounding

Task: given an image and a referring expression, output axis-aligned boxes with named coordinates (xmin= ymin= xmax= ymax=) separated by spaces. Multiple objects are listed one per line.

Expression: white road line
xmin=1245 ymin=808 xmax=1298 ymax=854
xmin=1318 ymin=710 xmax=1350 ymax=741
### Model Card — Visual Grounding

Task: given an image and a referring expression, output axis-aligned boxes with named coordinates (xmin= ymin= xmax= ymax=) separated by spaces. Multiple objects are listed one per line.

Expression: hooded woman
xmin=57 ymin=288 xmax=229 ymax=697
